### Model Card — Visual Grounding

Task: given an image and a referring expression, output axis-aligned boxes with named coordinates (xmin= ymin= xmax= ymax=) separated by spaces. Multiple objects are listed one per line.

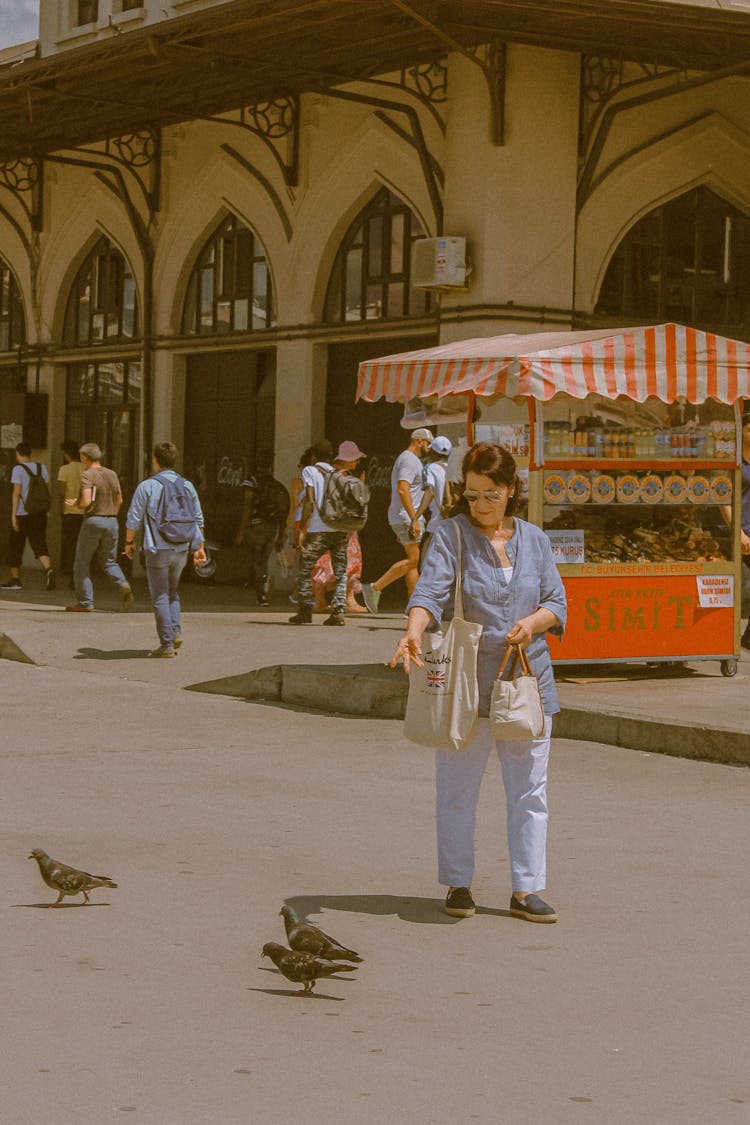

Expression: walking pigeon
xmin=261 ymin=942 xmax=357 ymax=994
xmin=280 ymin=905 xmax=363 ymax=962
xmin=28 ymin=848 xmax=118 ymax=907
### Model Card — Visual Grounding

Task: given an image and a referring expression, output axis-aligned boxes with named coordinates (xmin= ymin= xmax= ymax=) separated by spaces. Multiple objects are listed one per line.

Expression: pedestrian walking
xmin=57 ymin=440 xmax=84 ymax=579
xmin=124 ymin=442 xmax=206 ymax=657
xmin=289 ymin=439 xmax=365 ymax=627
xmin=66 ymin=442 xmax=133 ymax=613
xmin=2 ymin=441 xmax=55 ymax=591
xmin=360 ymin=428 xmax=433 ymax=613
xmin=418 ymin=435 xmax=454 ymax=558
xmin=233 ymin=464 xmax=290 ymax=605
xmin=390 ymin=441 xmax=567 ymax=923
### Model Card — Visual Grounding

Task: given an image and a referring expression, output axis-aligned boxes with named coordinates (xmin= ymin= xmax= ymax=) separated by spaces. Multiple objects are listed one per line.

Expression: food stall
xmin=357 ymin=322 xmax=748 ymax=676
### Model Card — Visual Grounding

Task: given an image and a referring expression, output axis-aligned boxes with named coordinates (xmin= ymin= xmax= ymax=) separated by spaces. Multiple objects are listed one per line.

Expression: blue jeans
xmin=145 ymin=547 xmax=189 ymax=646
xmin=74 ymin=516 xmax=128 ymax=608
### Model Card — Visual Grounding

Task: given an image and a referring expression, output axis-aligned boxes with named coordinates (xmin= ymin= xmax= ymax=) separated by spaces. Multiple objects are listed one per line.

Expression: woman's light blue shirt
xmin=406 ymin=513 xmax=567 ymax=716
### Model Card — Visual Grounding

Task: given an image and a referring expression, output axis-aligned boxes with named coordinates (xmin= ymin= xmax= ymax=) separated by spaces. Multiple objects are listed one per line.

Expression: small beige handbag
xmin=403 ymin=524 xmax=483 ymax=752
xmin=490 ymin=643 xmax=545 ymax=741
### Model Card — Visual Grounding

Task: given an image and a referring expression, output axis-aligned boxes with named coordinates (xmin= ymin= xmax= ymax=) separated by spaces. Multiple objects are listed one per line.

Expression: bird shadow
xmin=11 ymin=902 xmax=112 ymax=909
xmin=283 ymin=893 xmax=510 ymax=925
xmin=74 ymin=647 xmax=151 ymax=661
xmin=248 ymin=987 xmax=346 ymax=1001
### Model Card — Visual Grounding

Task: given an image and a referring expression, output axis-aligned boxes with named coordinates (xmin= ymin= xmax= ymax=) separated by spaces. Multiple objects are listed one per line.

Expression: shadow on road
xmin=284 ymin=892 xmax=509 ymax=925
xmin=74 ymin=647 xmax=151 ymax=661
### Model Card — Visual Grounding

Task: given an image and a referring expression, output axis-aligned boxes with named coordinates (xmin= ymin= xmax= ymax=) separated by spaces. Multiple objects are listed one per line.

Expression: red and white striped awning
xmin=356 ymin=323 xmax=750 ymax=404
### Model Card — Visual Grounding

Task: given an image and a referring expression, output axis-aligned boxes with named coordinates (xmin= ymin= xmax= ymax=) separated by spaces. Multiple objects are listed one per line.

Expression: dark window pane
xmin=98 ymin=362 xmax=124 ymax=403
xmin=345 ymin=247 xmax=362 ymax=320
xmin=127 ymin=362 xmax=142 ymax=403
xmin=368 ymin=215 xmax=383 ymax=277
xmin=390 ymin=213 xmax=405 ymax=274
xmin=77 ymin=0 xmax=98 ymax=26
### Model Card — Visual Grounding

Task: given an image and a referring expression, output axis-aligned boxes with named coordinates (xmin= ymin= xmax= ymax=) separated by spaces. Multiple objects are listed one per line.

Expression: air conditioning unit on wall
xmin=412 ymin=236 xmax=469 ymax=289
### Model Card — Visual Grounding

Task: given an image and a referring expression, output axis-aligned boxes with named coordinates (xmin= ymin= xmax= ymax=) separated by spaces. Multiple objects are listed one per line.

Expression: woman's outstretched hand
xmin=390 ymin=635 xmax=424 ymax=674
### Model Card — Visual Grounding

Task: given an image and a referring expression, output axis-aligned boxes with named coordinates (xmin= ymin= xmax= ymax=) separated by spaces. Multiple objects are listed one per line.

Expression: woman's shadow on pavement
xmin=74 ymin=647 xmax=151 ymax=660
xmin=284 ymin=892 xmax=509 ymax=925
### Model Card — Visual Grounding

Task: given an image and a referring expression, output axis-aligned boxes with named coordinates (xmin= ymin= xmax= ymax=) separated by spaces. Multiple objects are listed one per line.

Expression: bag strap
xmin=452 ymin=520 xmax=465 ymax=619
xmin=496 ymin=642 xmax=533 ymax=681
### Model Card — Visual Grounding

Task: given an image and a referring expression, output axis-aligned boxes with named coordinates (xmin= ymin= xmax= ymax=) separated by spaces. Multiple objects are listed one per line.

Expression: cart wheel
xmin=720 ymin=659 xmax=738 ymax=678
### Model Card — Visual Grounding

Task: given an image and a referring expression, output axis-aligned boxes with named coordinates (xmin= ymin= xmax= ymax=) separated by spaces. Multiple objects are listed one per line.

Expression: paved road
xmin=2 ymin=648 xmax=748 ymax=1124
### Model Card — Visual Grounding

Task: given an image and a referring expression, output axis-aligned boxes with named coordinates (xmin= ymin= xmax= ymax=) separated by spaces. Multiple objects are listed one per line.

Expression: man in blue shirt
xmin=2 ymin=441 xmax=55 ymax=592
xmin=124 ymin=442 xmax=206 ymax=657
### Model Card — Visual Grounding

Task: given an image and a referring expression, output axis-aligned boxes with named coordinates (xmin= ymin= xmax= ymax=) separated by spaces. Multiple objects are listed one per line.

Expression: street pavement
xmin=1 ymin=577 xmax=749 ymax=1124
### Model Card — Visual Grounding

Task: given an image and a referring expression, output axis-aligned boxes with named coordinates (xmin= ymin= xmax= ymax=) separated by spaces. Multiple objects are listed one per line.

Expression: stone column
xmin=273 ymin=338 xmax=328 ymax=487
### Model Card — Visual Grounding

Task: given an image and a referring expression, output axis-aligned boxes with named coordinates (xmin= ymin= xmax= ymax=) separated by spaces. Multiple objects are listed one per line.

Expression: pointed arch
xmin=577 ymin=112 xmax=750 ymax=312
xmin=0 ymin=254 xmax=26 ymax=352
xmin=323 ymin=185 xmax=434 ymax=323
xmin=62 ymin=233 xmax=140 ymax=345
xmin=180 ymin=211 xmax=274 ymax=335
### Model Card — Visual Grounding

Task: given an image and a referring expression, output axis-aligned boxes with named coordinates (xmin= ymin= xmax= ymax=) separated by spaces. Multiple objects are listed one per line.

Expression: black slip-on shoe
xmin=444 ymin=887 xmax=475 ymax=918
xmin=509 ymin=894 xmax=558 ymax=923
xmin=323 ymin=612 xmax=345 ymax=626
xmin=289 ymin=609 xmax=312 ymax=624
xmin=45 ymin=568 xmax=56 ymax=591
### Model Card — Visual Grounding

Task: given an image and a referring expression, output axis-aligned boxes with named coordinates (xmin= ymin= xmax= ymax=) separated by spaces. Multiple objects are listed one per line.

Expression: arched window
xmin=596 ymin=187 xmax=750 ymax=330
xmin=63 ymin=236 xmax=139 ymax=345
xmin=182 ymin=215 xmax=273 ymax=335
xmin=0 ymin=258 xmax=25 ymax=351
xmin=325 ymin=188 xmax=433 ymax=322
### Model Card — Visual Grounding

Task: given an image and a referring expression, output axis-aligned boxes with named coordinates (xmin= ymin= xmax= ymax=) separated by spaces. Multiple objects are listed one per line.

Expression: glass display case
xmin=528 ymin=395 xmax=741 ymax=673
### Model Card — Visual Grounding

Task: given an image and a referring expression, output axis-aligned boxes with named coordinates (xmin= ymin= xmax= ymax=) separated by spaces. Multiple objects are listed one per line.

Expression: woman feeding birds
xmin=390 ymin=442 xmax=567 ymax=923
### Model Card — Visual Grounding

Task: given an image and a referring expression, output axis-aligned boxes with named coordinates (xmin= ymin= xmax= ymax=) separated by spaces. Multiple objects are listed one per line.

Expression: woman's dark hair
xmin=457 ymin=441 xmax=518 ymax=516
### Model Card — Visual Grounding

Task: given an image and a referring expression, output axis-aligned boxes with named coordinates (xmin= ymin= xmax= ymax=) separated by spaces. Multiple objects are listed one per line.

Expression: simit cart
xmin=357 ymin=322 xmax=747 ymax=677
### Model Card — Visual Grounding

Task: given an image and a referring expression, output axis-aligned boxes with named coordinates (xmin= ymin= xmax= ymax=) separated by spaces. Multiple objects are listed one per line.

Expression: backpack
xmin=253 ymin=476 xmax=290 ymax=525
xmin=318 ymin=468 xmax=370 ymax=531
xmin=151 ymin=472 xmax=196 ymax=544
xmin=21 ymin=463 xmax=51 ymax=516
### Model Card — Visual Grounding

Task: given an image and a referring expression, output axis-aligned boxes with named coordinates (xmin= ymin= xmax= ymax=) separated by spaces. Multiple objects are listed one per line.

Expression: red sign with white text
xmin=551 ymin=573 xmax=735 ymax=661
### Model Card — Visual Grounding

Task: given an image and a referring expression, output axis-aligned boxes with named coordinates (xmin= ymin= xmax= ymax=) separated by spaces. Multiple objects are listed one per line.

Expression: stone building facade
xmin=1 ymin=1 xmax=750 ymax=577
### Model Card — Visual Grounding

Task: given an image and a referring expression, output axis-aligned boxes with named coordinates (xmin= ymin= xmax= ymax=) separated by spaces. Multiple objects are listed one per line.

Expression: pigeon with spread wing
xmin=280 ymin=905 xmax=363 ymax=962
xmin=29 ymin=848 xmax=118 ymax=907
xmin=261 ymin=942 xmax=357 ymax=994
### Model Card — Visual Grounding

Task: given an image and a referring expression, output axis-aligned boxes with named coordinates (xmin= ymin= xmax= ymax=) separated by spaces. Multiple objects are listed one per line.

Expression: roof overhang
xmin=2 ymin=0 xmax=750 ymax=161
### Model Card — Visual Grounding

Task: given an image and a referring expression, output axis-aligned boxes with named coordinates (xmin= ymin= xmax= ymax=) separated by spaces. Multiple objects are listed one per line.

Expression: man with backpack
xmin=66 ymin=442 xmax=133 ymax=613
xmin=290 ymin=439 xmax=368 ymax=627
xmin=234 ymin=464 xmax=290 ymax=606
xmin=2 ymin=441 xmax=55 ymax=592
xmin=124 ymin=442 xmax=206 ymax=657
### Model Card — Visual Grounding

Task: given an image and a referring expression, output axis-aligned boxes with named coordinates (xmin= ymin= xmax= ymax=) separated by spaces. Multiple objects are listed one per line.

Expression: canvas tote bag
xmin=403 ymin=524 xmax=483 ymax=752
xmin=489 ymin=643 xmax=545 ymax=741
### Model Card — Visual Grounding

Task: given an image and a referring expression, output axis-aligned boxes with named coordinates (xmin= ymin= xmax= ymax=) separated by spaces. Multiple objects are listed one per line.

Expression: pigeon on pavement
xmin=261 ymin=942 xmax=357 ymax=994
xmin=280 ymin=905 xmax=363 ymax=962
xmin=28 ymin=848 xmax=118 ymax=907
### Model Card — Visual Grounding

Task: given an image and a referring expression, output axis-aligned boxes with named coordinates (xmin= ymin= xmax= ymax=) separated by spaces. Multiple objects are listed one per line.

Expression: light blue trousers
xmin=435 ymin=716 xmax=552 ymax=894
xmin=145 ymin=547 xmax=189 ymax=646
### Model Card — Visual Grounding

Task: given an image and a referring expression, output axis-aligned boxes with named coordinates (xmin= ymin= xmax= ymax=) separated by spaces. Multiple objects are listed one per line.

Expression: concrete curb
xmin=0 ymin=633 xmax=34 ymax=664
xmin=187 ymin=661 xmax=750 ymax=767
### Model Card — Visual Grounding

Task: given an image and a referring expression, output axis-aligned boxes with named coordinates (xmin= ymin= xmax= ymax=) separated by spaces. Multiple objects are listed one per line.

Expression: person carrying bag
xmin=391 ymin=441 xmax=567 ymax=925
xmin=403 ymin=524 xmax=483 ymax=752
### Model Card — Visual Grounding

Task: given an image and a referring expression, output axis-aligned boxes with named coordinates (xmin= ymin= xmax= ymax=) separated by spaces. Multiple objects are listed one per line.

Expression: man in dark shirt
xmin=65 ymin=442 xmax=133 ymax=613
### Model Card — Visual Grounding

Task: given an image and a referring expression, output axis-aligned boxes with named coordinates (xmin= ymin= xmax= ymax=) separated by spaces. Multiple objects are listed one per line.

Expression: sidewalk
xmin=1 ymin=575 xmax=749 ymax=766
